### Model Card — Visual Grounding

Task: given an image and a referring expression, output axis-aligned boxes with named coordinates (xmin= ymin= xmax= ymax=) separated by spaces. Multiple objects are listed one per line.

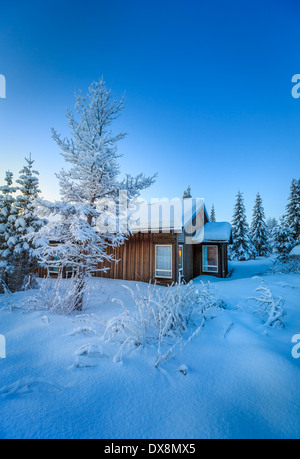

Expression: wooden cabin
xmin=95 ymin=199 xmax=233 ymax=285
xmin=38 ymin=198 xmax=233 ymax=285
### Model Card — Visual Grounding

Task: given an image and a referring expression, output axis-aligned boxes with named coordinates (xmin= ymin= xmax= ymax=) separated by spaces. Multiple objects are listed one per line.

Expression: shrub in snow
xmin=270 ymin=257 xmax=300 ymax=275
xmin=24 ymin=274 xmax=95 ymax=315
xmin=103 ymin=280 xmax=225 ymax=365
xmin=248 ymin=280 xmax=286 ymax=328
xmin=229 ymin=191 xmax=256 ymax=261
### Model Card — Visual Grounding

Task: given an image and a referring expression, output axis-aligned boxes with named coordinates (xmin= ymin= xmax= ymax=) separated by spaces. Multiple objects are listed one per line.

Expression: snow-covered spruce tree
xmin=210 ymin=204 xmax=216 ymax=222
xmin=272 ymin=217 xmax=295 ymax=262
xmin=229 ymin=190 xmax=256 ymax=261
xmin=285 ymin=178 xmax=300 ymax=241
xmin=250 ymin=193 xmax=270 ymax=257
xmin=183 ymin=185 xmax=192 ymax=199
xmin=30 ymin=78 xmax=156 ymax=311
xmin=0 ymin=171 xmax=18 ymax=292
xmin=266 ymin=217 xmax=278 ymax=253
xmin=14 ymin=155 xmax=46 ymax=287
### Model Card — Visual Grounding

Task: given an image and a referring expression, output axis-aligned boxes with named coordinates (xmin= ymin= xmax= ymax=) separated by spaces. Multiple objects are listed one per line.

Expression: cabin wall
xmin=96 ymin=232 xmax=177 ymax=285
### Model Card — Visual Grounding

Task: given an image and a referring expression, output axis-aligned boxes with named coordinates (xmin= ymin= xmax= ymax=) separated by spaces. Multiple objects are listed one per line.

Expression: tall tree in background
xmin=285 ymin=178 xmax=300 ymax=241
xmin=266 ymin=217 xmax=278 ymax=253
xmin=30 ymin=78 xmax=156 ymax=311
xmin=250 ymin=193 xmax=270 ymax=257
xmin=210 ymin=204 xmax=216 ymax=222
xmin=273 ymin=217 xmax=295 ymax=262
xmin=229 ymin=191 xmax=256 ymax=261
xmin=0 ymin=172 xmax=18 ymax=292
xmin=183 ymin=185 xmax=192 ymax=199
xmin=14 ymin=155 xmax=45 ymax=286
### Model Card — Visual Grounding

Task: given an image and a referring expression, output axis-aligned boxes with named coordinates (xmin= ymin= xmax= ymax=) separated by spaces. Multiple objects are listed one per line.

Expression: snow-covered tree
xmin=0 ymin=171 xmax=18 ymax=291
xmin=266 ymin=217 xmax=278 ymax=253
xmin=183 ymin=185 xmax=192 ymax=199
xmin=250 ymin=193 xmax=270 ymax=257
xmin=30 ymin=78 xmax=156 ymax=311
xmin=210 ymin=204 xmax=216 ymax=222
xmin=14 ymin=155 xmax=46 ymax=285
xmin=273 ymin=217 xmax=295 ymax=262
xmin=229 ymin=190 xmax=256 ymax=261
xmin=285 ymin=178 xmax=300 ymax=241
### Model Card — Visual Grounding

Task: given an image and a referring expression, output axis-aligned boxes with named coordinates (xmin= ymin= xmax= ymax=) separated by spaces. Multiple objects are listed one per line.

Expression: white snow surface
xmin=193 ymin=221 xmax=232 ymax=243
xmin=0 ymin=257 xmax=299 ymax=439
xmin=290 ymin=245 xmax=300 ymax=256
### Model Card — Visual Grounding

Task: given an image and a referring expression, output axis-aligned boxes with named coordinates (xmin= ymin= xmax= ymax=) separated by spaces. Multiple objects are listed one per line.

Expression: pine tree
xmin=14 ymin=155 xmax=45 ymax=286
xmin=30 ymin=78 xmax=156 ymax=311
xmin=0 ymin=171 xmax=18 ymax=291
xmin=273 ymin=217 xmax=295 ymax=262
xmin=229 ymin=191 xmax=256 ymax=261
xmin=250 ymin=193 xmax=270 ymax=257
xmin=183 ymin=186 xmax=192 ymax=199
xmin=285 ymin=178 xmax=300 ymax=241
xmin=266 ymin=217 xmax=278 ymax=253
xmin=210 ymin=204 xmax=216 ymax=222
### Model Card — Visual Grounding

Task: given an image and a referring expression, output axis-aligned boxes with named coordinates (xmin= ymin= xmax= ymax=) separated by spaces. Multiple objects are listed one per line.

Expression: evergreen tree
xmin=14 ymin=155 xmax=45 ymax=285
xmin=285 ymin=178 xmax=300 ymax=241
xmin=250 ymin=193 xmax=270 ymax=257
xmin=30 ymin=78 xmax=156 ymax=311
xmin=210 ymin=204 xmax=216 ymax=222
xmin=0 ymin=171 xmax=18 ymax=291
xmin=183 ymin=185 xmax=192 ymax=199
xmin=273 ymin=217 xmax=295 ymax=262
xmin=229 ymin=190 xmax=256 ymax=261
xmin=266 ymin=217 xmax=278 ymax=253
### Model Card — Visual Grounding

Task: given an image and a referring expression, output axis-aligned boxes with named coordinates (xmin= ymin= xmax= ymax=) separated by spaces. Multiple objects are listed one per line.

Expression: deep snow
xmin=0 ymin=258 xmax=299 ymax=439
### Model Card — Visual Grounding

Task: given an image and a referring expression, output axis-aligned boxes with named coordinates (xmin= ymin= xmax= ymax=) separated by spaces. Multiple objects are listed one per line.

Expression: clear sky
xmin=0 ymin=0 xmax=299 ymax=222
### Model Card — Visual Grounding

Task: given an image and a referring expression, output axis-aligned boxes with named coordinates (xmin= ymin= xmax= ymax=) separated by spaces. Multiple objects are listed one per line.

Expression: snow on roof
xmin=290 ymin=244 xmax=300 ymax=256
xmin=130 ymin=198 xmax=206 ymax=233
xmin=192 ymin=222 xmax=233 ymax=244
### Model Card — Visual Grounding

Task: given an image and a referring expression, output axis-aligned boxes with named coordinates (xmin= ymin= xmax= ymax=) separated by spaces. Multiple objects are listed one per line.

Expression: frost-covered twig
xmin=248 ymin=280 xmax=286 ymax=328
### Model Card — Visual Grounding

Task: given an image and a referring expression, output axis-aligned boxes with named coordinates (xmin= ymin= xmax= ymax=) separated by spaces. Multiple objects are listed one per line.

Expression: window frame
xmin=178 ymin=244 xmax=184 ymax=275
xmin=202 ymin=244 xmax=219 ymax=273
xmin=155 ymin=244 xmax=173 ymax=279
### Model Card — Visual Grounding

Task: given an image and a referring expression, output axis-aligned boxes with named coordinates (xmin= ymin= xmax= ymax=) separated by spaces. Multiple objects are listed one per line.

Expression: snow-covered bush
xmin=103 ymin=280 xmax=225 ymax=365
xmin=269 ymin=257 xmax=300 ymax=275
xmin=248 ymin=280 xmax=286 ymax=328
xmin=24 ymin=274 xmax=94 ymax=315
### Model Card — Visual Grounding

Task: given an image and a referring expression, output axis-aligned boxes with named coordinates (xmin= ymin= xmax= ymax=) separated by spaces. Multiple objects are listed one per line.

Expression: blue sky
xmin=0 ymin=0 xmax=299 ymax=222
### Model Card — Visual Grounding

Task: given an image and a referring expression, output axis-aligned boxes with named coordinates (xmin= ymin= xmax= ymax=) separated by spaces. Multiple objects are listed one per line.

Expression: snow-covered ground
xmin=0 ymin=258 xmax=299 ymax=439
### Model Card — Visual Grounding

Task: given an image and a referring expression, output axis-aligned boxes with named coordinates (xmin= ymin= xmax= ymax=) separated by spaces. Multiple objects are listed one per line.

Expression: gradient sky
xmin=0 ymin=0 xmax=299 ymax=222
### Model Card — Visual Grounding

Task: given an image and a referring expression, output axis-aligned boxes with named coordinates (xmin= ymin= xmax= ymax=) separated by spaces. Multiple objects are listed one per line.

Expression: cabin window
xmin=178 ymin=245 xmax=183 ymax=274
xmin=155 ymin=245 xmax=172 ymax=278
xmin=202 ymin=245 xmax=218 ymax=273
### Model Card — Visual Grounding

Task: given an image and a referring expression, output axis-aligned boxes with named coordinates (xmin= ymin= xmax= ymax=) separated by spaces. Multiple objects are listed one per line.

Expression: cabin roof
xmin=130 ymin=198 xmax=208 ymax=233
xmin=192 ymin=222 xmax=233 ymax=244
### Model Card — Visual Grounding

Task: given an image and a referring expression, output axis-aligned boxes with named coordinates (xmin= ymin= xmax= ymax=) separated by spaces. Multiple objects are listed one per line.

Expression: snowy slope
xmin=0 ymin=259 xmax=299 ymax=439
